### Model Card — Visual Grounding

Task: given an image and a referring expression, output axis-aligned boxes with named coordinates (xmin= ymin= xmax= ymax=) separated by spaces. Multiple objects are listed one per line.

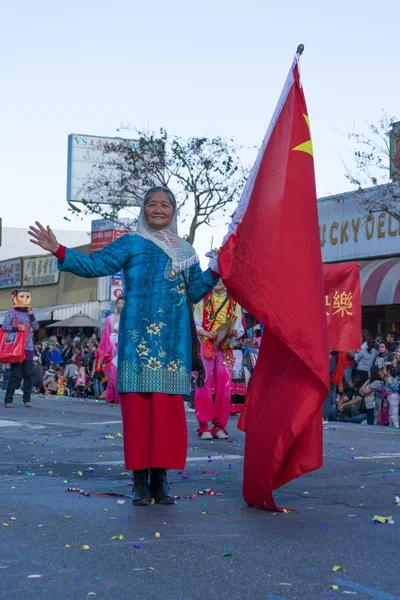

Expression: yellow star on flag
xmin=293 ymin=114 xmax=313 ymax=157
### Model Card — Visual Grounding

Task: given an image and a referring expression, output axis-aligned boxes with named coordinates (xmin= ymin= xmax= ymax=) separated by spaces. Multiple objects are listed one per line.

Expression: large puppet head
xmin=12 ymin=288 xmax=32 ymax=309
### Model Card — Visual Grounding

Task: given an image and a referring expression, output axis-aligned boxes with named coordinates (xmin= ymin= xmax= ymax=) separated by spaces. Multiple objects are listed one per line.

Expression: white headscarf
xmin=136 ymin=186 xmax=200 ymax=273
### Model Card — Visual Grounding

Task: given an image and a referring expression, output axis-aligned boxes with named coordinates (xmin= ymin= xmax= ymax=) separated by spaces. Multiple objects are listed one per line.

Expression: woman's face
xmin=379 ymin=343 xmax=387 ymax=355
xmin=338 ymin=384 xmax=344 ymax=393
xmin=116 ymin=299 xmax=124 ymax=313
xmin=144 ymin=191 xmax=175 ymax=230
xmin=213 ymin=280 xmax=227 ymax=294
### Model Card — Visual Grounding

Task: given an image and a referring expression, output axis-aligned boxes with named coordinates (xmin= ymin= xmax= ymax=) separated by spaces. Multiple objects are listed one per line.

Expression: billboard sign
xmin=90 ymin=218 xmax=135 ymax=252
xmin=390 ymin=121 xmax=400 ymax=181
xmin=0 ymin=258 xmax=22 ymax=289
xmin=23 ymin=256 xmax=59 ymax=287
xmin=67 ymin=133 xmax=143 ymax=206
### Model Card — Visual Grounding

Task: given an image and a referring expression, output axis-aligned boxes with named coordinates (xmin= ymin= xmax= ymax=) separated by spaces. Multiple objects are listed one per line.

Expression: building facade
xmin=318 ymin=185 xmax=400 ymax=335
xmin=0 ymin=244 xmax=111 ymax=339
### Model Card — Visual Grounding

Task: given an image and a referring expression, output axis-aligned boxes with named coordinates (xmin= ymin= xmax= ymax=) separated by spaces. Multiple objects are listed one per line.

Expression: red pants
xmin=195 ymin=348 xmax=232 ymax=429
xmin=120 ymin=392 xmax=187 ymax=470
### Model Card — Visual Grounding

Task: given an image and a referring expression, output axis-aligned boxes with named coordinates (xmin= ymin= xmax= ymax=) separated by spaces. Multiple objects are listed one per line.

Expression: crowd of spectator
xmin=325 ymin=330 xmax=400 ymax=427
xmin=1 ymin=333 xmax=107 ymax=400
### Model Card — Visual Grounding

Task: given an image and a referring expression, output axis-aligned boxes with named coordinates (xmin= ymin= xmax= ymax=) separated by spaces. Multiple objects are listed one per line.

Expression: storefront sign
xmin=318 ymin=189 xmax=400 ymax=262
xmin=23 ymin=256 xmax=59 ymax=286
xmin=0 ymin=258 xmax=22 ymax=289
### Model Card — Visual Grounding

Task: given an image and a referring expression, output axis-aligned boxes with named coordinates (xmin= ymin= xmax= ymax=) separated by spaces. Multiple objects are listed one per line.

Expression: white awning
xmin=0 ymin=301 xmax=100 ymax=324
xmin=52 ymin=302 xmax=100 ymax=320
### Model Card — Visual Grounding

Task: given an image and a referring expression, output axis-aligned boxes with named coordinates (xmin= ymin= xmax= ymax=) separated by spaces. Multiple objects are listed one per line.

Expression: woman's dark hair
xmin=366 ymin=337 xmax=375 ymax=353
xmin=116 ymin=296 xmax=124 ymax=303
xmin=143 ymin=186 xmax=176 ymax=209
xmin=339 ymin=381 xmax=350 ymax=395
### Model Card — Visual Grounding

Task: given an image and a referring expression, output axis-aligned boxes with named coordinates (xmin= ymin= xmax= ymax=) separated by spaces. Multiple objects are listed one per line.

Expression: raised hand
xmin=28 ymin=222 xmax=59 ymax=253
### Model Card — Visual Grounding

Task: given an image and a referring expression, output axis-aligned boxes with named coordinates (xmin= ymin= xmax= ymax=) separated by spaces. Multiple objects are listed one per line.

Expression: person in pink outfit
xmin=194 ymin=280 xmax=244 ymax=440
xmin=98 ymin=297 xmax=124 ymax=403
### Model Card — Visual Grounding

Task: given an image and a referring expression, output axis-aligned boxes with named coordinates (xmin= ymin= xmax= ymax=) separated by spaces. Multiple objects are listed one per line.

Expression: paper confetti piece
xmin=117 ymin=499 xmax=126 ymax=505
xmin=221 ymin=552 xmax=232 ymax=557
xmin=77 ymin=471 xmax=83 ymax=477
xmin=134 ymin=544 xmax=142 ymax=549
xmin=27 ymin=574 xmax=42 ymax=579
xmin=81 ymin=545 xmax=90 ymax=551
xmin=332 ymin=565 xmax=343 ymax=572
xmin=111 ymin=535 xmax=123 ymax=540
xmin=65 ymin=545 xmax=71 ymax=548
xmin=372 ymin=515 xmax=394 ymax=524
xmin=328 ymin=585 xmax=339 ymax=590
xmin=154 ymin=532 xmax=160 ymax=538
xmin=2 ymin=523 xmax=9 ymax=527
xmin=132 ymin=567 xmax=154 ymax=571
xmin=64 ymin=515 xmax=71 ymax=519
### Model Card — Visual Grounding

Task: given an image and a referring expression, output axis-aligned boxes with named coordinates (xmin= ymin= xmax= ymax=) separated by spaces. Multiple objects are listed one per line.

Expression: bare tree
xmin=343 ymin=113 xmax=400 ymax=219
xmin=66 ymin=127 xmax=249 ymax=245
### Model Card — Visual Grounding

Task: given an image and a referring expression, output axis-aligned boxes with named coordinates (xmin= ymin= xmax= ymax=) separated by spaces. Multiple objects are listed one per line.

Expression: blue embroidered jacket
xmin=58 ymin=234 xmax=216 ymax=395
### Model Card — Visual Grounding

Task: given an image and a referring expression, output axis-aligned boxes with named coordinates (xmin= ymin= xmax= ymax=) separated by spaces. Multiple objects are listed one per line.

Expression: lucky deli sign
xmin=318 ymin=188 xmax=400 ymax=262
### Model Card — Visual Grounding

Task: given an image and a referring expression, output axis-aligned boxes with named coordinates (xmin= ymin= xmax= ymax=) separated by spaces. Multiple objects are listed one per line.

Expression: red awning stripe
xmin=360 ymin=257 xmax=400 ymax=306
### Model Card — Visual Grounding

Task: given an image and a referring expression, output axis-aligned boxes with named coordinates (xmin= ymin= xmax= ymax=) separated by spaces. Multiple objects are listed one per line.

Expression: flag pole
xmin=296 ymin=44 xmax=304 ymax=56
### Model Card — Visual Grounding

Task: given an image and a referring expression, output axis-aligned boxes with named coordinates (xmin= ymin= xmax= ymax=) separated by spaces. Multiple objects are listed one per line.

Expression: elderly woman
xmin=29 ymin=186 xmax=218 ymax=506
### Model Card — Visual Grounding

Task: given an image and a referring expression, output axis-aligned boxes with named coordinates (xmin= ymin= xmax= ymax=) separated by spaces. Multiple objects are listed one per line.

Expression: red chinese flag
xmin=218 ymin=51 xmax=329 ymax=511
xmin=323 ymin=262 xmax=361 ymax=351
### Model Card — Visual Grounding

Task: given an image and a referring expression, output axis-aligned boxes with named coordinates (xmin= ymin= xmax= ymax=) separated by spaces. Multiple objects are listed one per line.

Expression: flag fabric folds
xmin=218 ymin=51 xmax=329 ymax=510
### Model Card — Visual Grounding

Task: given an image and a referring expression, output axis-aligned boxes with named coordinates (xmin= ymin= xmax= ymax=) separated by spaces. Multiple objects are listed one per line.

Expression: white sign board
xmin=318 ymin=190 xmax=400 ymax=263
xmin=67 ymin=133 xmax=143 ymax=206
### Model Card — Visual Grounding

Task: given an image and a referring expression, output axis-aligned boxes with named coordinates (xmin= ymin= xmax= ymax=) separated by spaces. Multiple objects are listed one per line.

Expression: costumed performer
xmin=194 ymin=280 xmax=243 ymax=439
xmin=98 ymin=296 xmax=124 ymax=403
xmin=28 ymin=186 xmax=219 ymax=506
xmin=2 ymin=288 xmax=39 ymax=408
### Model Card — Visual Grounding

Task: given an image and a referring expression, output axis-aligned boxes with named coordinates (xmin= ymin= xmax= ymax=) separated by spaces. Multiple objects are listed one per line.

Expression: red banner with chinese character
xmin=323 ymin=263 xmax=361 ymax=351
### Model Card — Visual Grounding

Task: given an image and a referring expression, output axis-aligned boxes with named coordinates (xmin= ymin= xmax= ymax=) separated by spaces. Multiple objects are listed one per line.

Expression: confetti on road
xmin=372 ymin=515 xmax=394 ymax=524
xmin=332 ymin=565 xmax=343 ymax=572
xmin=111 ymin=534 xmax=123 ymax=540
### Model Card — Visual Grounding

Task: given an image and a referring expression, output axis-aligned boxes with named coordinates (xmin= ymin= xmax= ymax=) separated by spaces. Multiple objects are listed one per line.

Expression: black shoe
xmin=132 ymin=470 xmax=152 ymax=506
xmin=150 ymin=469 xmax=174 ymax=505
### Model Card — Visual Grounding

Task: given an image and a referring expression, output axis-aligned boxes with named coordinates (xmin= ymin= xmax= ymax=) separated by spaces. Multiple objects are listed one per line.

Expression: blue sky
xmin=1 ymin=0 xmax=399 ymax=261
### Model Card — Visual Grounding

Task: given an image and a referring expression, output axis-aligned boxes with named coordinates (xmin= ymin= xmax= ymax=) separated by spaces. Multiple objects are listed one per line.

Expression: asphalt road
xmin=1 ymin=394 xmax=400 ymax=600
